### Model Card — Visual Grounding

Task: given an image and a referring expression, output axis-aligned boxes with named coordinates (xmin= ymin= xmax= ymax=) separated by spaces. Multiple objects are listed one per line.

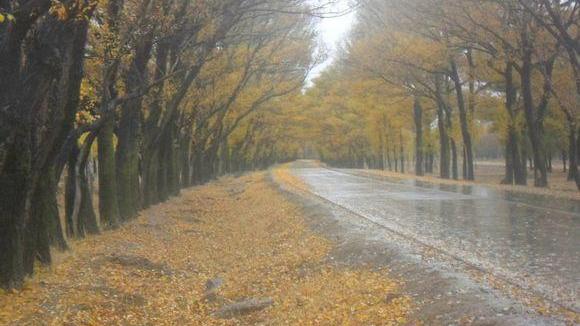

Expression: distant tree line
xmin=303 ymin=0 xmax=578 ymax=189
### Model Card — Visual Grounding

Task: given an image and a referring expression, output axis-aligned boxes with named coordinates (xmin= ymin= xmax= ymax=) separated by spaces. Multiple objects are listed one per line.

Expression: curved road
xmin=291 ymin=166 xmax=580 ymax=313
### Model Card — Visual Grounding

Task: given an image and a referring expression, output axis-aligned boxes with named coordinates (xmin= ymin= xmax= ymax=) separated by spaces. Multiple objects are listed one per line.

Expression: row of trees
xmin=304 ymin=0 xmax=578 ymax=189
xmin=0 ymin=0 xmax=323 ymax=289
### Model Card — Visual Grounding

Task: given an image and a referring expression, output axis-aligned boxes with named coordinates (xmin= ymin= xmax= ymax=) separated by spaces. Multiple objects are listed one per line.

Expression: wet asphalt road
xmin=291 ymin=167 xmax=580 ymax=312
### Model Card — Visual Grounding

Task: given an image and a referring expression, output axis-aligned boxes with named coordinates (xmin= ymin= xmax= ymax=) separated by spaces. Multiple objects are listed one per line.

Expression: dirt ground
xmin=474 ymin=161 xmax=575 ymax=193
xmin=0 ymin=172 xmax=411 ymax=325
xmin=357 ymin=161 xmax=578 ymax=201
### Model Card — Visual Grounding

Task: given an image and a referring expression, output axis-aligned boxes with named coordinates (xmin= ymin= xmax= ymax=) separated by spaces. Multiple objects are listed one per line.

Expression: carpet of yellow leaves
xmin=271 ymin=163 xmax=311 ymax=193
xmin=0 ymin=171 xmax=411 ymax=325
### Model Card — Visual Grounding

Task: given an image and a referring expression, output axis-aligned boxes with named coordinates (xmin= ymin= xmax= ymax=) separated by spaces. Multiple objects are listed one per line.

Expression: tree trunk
xmin=0 ymin=3 xmax=91 ymax=288
xmin=98 ymin=118 xmax=120 ymax=228
xmin=34 ymin=167 xmax=68 ymax=251
xmin=399 ymin=130 xmax=405 ymax=174
xmin=514 ymin=137 xmax=527 ymax=185
xmin=77 ymin=133 xmax=99 ymax=236
xmin=386 ymin=139 xmax=393 ymax=171
xmin=181 ymin=135 xmax=192 ymax=188
xmin=78 ymin=163 xmax=99 ymax=236
xmin=449 ymin=58 xmax=474 ymax=180
xmin=502 ymin=62 xmax=527 ymax=185
xmin=96 ymin=0 xmax=124 ymax=225
xmin=157 ymin=148 xmax=169 ymax=202
xmin=451 ymin=139 xmax=458 ymax=180
xmin=393 ymin=145 xmax=399 ymax=172
xmin=576 ymin=130 xmax=580 ymax=191
xmin=520 ymin=19 xmax=549 ymax=187
xmin=567 ymin=125 xmax=578 ymax=181
xmin=142 ymin=39 xmax=169 ymax=206
xmin=466 ymin=49 xmax=477 ymax=119
xmin=170 ymin=130 xmax=181 ymax=195
xmin=191 ymin=145 xmax=203 ymax=185
xmin=435 ymin=75 xmax=450 ymax=179
xmin=463 ymin=147 xmax=468 ymax=180
xmin=158 ymin=112 xmax=181 ymax=197
xmin=562 ymin=151 xmax=567 ymax=173
xmin=116 ymin=41 xmax=152 ymax=220
xmin=142 ymin=149 xmax=160 ymax=207
xmin=65 ymin=144 xmax=79 ymax=237
xmin=425 ymin=145 xmax=433 ymax=174
xmin=0 ymin=139 xmax=29 ymax=289
xmin=413 ymin=97 xmax=424 ymax=176
xmin=116 ymin=109 xmax=141 ymax=220
xmin=27 ymin=167 xmax=57 ymax=269
xmin=379 ymin=130 xmax=386 ymax=170
xmin=503 ymin=132 xmax=515 ymax=185
xmin=25 ymin=208 xmax=50 ymax=273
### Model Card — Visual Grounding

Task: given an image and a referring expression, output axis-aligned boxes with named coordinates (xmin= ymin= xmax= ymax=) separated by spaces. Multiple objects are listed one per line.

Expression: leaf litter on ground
xmin=0 ymin=170 xmax=411 ymax=325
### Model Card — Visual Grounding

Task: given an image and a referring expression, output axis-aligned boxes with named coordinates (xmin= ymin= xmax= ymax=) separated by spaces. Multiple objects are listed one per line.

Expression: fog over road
xmin=291 ymin=166 xmax=580 ymax=313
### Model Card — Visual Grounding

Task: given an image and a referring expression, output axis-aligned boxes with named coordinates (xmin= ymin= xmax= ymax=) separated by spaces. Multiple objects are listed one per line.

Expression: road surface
xmin=290 ymin=166 xmax=580 ymax=313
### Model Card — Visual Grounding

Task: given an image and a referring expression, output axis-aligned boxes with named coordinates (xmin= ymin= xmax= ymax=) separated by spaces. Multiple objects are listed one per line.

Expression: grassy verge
xmin=352 ymin=168 xmax=580 ymax=201
xmin=0 ymin=171 xmax=411 ymax=325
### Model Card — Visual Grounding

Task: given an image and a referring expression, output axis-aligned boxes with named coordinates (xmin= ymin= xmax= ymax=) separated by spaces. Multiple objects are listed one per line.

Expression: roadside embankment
xmin=0 ymin=171 xmax=411 ymax=325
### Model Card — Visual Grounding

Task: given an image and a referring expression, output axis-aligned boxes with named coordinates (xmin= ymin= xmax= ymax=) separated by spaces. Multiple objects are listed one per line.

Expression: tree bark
xmin=33 ymin=167 xmax=67 ymax=252
xmin=449 ymin=58 xmax=474 ymax=180
xmin=143 ymin=150 xmax=160 ymax=207
xmin=413 ymin=97 xmax=424 ymax=176
xmin=181 ymin=132 xmax=192 ymax=188
xmin=142 ymin=39 xmax=169 ymax=205
xmin=97 ymin=0 xmax=124 ymax=226
xmin=399 ymin=129 xmax=405 ymax=174
xmin=0 ymin=138 xmax=29 ymax=289
xmin=451 ymin=139 xmax=458 ymax=180
xmin=520 ymin=29 xmax=549 ymax=187
xmin=98 ymin=118 xmax=120 ymax=228
xmin=502 ymin=62 xmax=527 ymax=185
xmin=567 ymin=125 xmax=578 ymax=181
xmin=435 ymin=75 xmax=450 ymax=179
xmin=116 ymin=31 xmax=153 ymax=220
xmin=65 ymin=144 xmax=79 ymax=237
xmin=576 ymin=130 xmax=580 ymax=191
xmin=27 ymin=181 xmax=52 ymax=269
xmin=0 ymin=2 xmax=90 ymax=288
xmin=77 ymin=138 xmax=99 ymax=236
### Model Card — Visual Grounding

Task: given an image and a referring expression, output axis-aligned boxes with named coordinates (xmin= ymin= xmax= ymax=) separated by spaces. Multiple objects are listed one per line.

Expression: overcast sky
xmin=306 ymin=1 xmax=356 ymax=86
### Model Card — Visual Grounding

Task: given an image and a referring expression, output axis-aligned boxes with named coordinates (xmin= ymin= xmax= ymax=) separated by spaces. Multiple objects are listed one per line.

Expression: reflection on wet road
xmin=292 ymin=167 xmax=580 ymax=311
